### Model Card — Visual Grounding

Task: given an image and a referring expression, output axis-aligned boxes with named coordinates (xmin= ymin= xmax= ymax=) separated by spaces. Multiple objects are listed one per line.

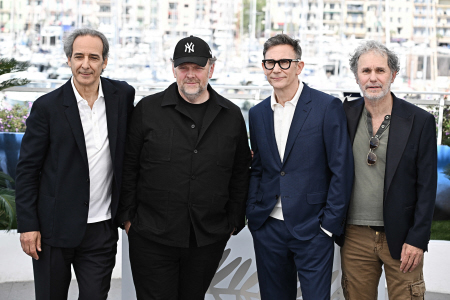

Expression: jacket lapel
xmin=282 ymin=85 xmax=312 ymax=165
xmin=63 ymin=79 xmax=88 ymax=168
xmin=102 ymin=78 xmax=119 ymax=164
xmin=343 ymin=97 xmax=365 ymax=143
xmin=384 ymin=94 xmax=414 ymax=197
xmin=261 ymin=98 xmax=282 ymax=167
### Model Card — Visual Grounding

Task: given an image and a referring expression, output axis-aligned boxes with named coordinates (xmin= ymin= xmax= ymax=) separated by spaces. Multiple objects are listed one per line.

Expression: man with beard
xmin=117 ymin=35 xmax=251 ymax=299
xmin=337 ymin=40 xmax=436 ymax=299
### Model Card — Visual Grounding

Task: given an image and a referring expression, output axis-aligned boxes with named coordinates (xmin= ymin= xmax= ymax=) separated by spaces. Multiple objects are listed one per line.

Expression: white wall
xmin=0 ymin=230 xmax=122 ymax=283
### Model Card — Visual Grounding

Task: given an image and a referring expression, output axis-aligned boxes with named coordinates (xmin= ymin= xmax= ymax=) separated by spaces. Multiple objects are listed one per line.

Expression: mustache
xmin=365 ymin=84 xmax=382 ymax=89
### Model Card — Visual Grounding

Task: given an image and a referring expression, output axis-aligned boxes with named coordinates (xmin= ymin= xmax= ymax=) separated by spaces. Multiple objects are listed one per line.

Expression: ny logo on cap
xmin=185 ymin=42 xmax=194 ymax=53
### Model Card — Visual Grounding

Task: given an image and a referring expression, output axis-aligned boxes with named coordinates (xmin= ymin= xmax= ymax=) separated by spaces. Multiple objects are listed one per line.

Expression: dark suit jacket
xmin=117 ymin=83 xmax=251 ymax=248
xmin=339 ymin=93 xmax=437 ymax=259
xmin=246 ymin=84 xmax=354 ymax=240
xmin=15 ymin=77 xmax=135 ymax=248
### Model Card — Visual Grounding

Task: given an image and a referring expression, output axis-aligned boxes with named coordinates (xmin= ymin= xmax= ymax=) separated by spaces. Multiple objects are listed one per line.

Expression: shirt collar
xmin=71 ymin=77 xmax=104 ymax=103
xmin=270 ymin=79 xmax=304 ymax=111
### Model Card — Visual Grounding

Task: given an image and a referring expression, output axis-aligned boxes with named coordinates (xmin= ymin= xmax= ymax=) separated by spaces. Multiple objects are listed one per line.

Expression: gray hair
xmin=349 ymin=40 xmax=400 ymax=78
xmin=263 ymin=34 xmax=302 ymax=59
xmin=64 ymin=28 xmax=109 ymax=60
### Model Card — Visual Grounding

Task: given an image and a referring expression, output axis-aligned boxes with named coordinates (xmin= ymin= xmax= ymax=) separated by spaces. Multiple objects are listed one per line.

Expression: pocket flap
xmin=306 ymin=192 xmax=327 ymax=204
xmin=410 ymin=279 xmax=426 ymax=297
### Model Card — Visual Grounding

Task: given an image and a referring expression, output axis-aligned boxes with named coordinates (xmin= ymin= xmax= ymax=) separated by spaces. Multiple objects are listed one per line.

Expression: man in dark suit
xmin=338 ymin=40 xmax=436 ymax=299
xmin=246 ymin=34 xmax=354 ymax=299
xmin=15 ymin=28 xmax=135 ymax=300
xmin=117 ymin=36 xmax=251 ymax=299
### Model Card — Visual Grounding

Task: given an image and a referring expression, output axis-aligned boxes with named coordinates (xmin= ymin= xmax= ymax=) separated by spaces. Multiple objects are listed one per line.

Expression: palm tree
xmin=0 ymin=58 xmax=30 ymax=230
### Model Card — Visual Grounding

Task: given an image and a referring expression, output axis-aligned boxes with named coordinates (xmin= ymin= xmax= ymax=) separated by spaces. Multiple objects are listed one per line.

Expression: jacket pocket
xmin=136 ymin=190 xmax=169 ymax=231
xmin=206 ymin=194 xmax=229 ymax=232
xmin=306 ymin=191 xmax=327 ymax=204
xmin=217 ymin=134 xmax=237 ymax=167
xmin=145 ymin=129 xmax=173 ymax=162
xmin=38 ymin=194 xmax=56 ymax=238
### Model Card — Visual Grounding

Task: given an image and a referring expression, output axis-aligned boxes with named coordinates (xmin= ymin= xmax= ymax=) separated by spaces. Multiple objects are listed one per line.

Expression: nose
xmin=272 ymin=62 xmax=282 ymax=72
xmin=81 ymin=56 xmax=90 ymax=69
xmin=369 ymin=71 xmax=377 ymax=82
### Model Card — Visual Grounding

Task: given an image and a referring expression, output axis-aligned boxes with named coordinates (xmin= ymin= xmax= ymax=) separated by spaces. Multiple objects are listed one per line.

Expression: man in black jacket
xmin=118 ymin=36 xmax=251 ymax=300
xmin=338 ymin=40 xmax=436 ymax=299
xmin=15 ymin=28 xmax=135 ymax=299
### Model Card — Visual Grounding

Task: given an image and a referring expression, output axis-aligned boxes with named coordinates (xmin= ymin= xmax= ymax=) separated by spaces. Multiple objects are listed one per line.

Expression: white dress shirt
xmin=269 ymin=80 xmax=304 ymax=220
xmin=71 ymin=78 xmax=113 ymax=223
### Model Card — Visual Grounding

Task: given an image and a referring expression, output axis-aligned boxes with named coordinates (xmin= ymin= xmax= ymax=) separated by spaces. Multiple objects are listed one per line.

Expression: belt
xmin=368 ymin=225 xmax=385 ymax=232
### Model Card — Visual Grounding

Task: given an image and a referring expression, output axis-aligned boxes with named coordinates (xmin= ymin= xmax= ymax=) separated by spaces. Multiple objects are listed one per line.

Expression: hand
xmin=251 ymin=150 xmax=254 ymax=159
xmin=124 ymin=220 xmax=131 ymax=235
xmin=400 ymin=243 xmax=424 ymax=273
xmin=20 ymin=231 xmax=41 ymax=260
xmin=230 ymin=227 xmax=236 ymax=237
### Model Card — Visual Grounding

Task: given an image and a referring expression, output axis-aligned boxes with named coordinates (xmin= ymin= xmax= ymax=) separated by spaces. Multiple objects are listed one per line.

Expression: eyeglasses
xmin=367 ymin=136 xmax=379 ymax=166
xmin=262 ymin=59 xmax=301 ymax=70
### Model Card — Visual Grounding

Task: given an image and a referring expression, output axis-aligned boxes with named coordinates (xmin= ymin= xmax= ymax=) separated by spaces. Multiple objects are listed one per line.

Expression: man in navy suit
xmin=246 ymin=34 xmax=354 ymax=299
xmin=338 ymin=40 xmax=436 ymax=300
xmin=15 ymin=28 xmax=135 ymax=299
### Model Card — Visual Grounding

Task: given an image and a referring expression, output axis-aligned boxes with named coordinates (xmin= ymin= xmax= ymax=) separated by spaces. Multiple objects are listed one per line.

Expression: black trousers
xmin=33 ymin=220 xmax=118 ymax=300
xmin=128 ymin=226 xmax=228 ymax=300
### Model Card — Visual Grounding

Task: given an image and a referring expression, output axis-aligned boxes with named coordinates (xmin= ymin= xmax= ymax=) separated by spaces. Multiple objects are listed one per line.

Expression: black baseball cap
xmin=173 ymin=35 xmax=213 ymax=68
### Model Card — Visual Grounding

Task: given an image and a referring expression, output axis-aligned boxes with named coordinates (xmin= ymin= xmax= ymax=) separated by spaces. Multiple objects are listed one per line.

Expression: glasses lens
xmin=264 ymin=60 xmax=275 ymax=69
xmin=369 ymin=136 xmax=379 ymax=150
xmin=367 ymin=151 xmax=377 ymax=165
xmin=279 ymin=60 xmax=291 ymax=69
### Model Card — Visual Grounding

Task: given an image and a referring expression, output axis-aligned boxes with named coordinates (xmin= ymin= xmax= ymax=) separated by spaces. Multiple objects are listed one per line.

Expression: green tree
xmin=0 ymin=58 xmax=30 ymax=91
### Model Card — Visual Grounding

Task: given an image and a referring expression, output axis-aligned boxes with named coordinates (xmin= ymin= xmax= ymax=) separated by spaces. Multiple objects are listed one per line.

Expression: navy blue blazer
xmin=338 ymin=94 xmax=437 ymax=259
xmin=246 ymin=84 xmax=354 ymax=240
xmin=15 ymin=77 xmax=135 ymax=248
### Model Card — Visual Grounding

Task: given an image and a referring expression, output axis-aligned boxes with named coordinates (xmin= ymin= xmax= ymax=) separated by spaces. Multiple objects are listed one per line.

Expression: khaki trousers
xmin=340 ymin=225 xmax=426 ymax=300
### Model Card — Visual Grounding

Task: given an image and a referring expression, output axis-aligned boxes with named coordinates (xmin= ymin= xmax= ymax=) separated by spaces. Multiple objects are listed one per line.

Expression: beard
xmin=359 ymin=80 xmax=392 ymax=102
xmin=179 ymin=81 xmax=207 ymax=102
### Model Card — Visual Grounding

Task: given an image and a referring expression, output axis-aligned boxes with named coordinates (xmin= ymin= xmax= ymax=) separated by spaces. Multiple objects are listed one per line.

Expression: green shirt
xmin=348 ymin=107 xmax=389 ymax=226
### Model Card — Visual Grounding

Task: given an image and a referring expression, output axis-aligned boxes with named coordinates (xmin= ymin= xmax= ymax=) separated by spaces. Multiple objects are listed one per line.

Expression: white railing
xmin=3 ymin=83 xmax=450 ymax=144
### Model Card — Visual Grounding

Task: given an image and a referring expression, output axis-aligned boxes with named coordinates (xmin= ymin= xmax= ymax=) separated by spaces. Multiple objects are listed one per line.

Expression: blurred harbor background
xmin=0 ymin=0 xmax=450 ymax=95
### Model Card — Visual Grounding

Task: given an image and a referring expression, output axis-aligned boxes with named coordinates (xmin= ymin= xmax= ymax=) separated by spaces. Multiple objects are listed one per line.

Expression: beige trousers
xmin=340 ymin=225 xmax=426 ymax=300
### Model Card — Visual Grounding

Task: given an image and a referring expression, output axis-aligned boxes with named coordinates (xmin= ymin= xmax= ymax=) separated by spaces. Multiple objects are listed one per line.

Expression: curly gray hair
xmin=349 ymin=40 xmax=400 ymax=78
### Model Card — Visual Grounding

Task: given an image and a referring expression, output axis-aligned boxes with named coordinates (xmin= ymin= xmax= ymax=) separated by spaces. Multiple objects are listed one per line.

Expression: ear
xmin=67 ymin=57 xmax=72 ymax=67
xmin=208 ymin=63 xmax=215 ymax=79
xmin=391 ymin=71 xmax=397 ymax=83
xmin=172 ymin=63 xmax=176 ymax=78
xmin=102 ymin=57 xmax=108 ymax=69
xmin=296 ymin=61 xmax=305 ymax=76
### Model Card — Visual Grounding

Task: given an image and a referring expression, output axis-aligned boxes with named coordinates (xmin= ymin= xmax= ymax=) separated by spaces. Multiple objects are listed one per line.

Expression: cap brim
xmin=174 ymin=57 xmax=209 ymax=68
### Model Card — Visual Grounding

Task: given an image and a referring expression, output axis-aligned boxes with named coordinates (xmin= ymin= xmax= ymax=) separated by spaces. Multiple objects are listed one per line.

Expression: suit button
xmin=193 ymin=149 xmax=198 ymax=154
xmin=191 ymin=124 xmax=196 ymax=129
xmin=191 ymin=175 xmax=196 ymax=180
xmin=280 ymin=171 xmax=285 ymax=176
xmin=84 ymin=202 xmax=88 ymax=206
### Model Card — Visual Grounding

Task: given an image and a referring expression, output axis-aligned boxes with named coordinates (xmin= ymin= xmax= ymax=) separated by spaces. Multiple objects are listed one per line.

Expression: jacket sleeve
xmin=116 ymin=100 xmax=144 ymax=225
xmin=226 ymin=114 xmax=251 ymax=235
xmin=404 ymin=114 xmax=437 ymax=250
xmin=321 ymin=98 xmax=354 ymax=236
xmin=15 ymin=101 xmax=50 ymax=233
xmin=247 ymin=107 xmax=262 ymax=207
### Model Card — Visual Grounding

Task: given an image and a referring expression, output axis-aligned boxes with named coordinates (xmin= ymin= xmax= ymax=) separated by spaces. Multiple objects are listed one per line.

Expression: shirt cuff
xmin=320 ymin=225 xmax=333 ymax=237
